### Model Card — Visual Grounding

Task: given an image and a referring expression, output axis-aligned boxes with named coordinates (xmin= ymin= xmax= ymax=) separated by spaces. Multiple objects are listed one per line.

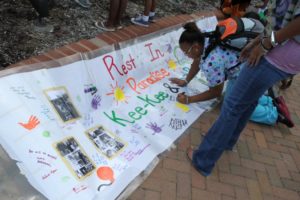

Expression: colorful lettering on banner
xmin=163 ymin=83 xmax=179 ymax=93
xmin=126 ymin=68 xmax=170 ymax=94
xmin=120 ymin=144 xmax=151 ymax=162
xmin=10 ymin=86 xmax=36 ymax=100
xmin=103 ymin=54 xmax=137 ymax=81
xmin=42 ymin=169 xmax=58 ymax=180
xmin=19 ymin=115 xmax=40 ymax=130
xmin=144 ymin=42 xmax=165 ymax=62
xmin=28 ymin=149 xmax=58 ymax=180
xmin=169 ymin=118 xmax=188 ymax=130
xmin=103 ymin=91 xmax=169 ymax=127
xmin=72 ymin=184 xmax=88 ymax=194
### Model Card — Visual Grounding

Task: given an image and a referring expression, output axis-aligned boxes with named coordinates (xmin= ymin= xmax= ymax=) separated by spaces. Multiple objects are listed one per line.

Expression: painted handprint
xmin=91 ymin=95 xmax=101 ymax=110
xmin=19 ymin=115 xmax=40 ymax=130
xmin=146 ymin=122 xmax=164 ymax=135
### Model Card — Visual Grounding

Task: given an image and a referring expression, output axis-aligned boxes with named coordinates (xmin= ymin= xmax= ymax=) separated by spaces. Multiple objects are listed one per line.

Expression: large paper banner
xmin=0 ymin=17 xmax=218 ymax=199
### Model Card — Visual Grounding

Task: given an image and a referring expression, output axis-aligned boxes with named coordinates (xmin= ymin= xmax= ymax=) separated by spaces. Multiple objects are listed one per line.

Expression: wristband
xmin=183 ymin=79 xmax=189 ymax=85
xmin=271 ymin=31 xmax=279 ymax=47
xmin=260 ymin=37 xmax=272 ymax=53
xmin=185 ymin=96 xmax=189 ymax=104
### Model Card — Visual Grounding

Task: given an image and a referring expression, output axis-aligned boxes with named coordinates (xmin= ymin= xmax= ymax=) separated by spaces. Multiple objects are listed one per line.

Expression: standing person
xmin=29 ymin=0 xmax=54 ymax=32
xmin=186 ymin=0 xmax=300 ymax=176
xmin=96 ymin=0 xmax=128 ymax=32
xmin=219 ymin=0 xmax=252 ymax=18
xmin=170 ymin=17 xmax=292 ymax=128
xmin=131 ymin=0 xmax=157 ymax=27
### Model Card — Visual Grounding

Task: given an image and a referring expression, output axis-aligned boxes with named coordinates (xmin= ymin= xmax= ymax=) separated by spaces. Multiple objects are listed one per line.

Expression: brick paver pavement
xmin=129 ymin=75 xmax=300 ymax=200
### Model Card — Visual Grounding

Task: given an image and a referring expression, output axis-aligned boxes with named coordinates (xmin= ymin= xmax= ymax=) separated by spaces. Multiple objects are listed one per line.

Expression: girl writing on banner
xmin=184 ymin=0 xmax=300 ymax=176
xmin=169 ymin=21 xmax=292 ymax=127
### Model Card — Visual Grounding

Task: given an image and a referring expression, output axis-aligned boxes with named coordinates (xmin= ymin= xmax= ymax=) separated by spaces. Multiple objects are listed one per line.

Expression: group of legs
xmin=29 ymin=0 xmax=157 ymax=32
xmin=98 ymin=0 xmax=157 ymax=31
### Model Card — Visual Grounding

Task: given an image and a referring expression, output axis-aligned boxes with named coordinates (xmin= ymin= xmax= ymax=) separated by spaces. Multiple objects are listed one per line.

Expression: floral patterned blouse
xmin=199 ymin=40 xmax=240 ymax=88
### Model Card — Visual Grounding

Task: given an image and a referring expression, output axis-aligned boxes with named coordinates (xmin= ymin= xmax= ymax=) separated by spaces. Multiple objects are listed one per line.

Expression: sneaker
xmin=131 ymin=16 xmax=150 ymax=27
xmin=95 ymin=21 xmax=115 ymax=32
xmin=33 ymin=18 xmax=54 ymax=33
xmin=74 ymin=0 xmax=91 ymax=8
xmin=149 ymin=16 xmax=157 ymax=23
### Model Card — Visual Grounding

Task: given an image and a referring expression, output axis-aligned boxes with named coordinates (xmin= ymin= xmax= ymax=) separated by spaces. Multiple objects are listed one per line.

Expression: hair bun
xmin=183 ymin=22 xmax=200 ymax=33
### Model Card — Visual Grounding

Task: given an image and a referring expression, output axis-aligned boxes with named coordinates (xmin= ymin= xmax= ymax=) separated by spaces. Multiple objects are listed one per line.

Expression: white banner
xmin=0 ymin=17 xmax=218 ymax=200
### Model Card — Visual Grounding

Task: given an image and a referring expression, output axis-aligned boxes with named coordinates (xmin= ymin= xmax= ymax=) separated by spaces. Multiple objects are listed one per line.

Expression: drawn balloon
xmin=97 ymin=166 xmax=115 ymax=191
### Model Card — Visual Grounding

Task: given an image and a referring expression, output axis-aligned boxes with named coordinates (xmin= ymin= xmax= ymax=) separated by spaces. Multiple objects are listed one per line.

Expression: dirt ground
xmin=0 ymin=0 xmax=220 ymax=68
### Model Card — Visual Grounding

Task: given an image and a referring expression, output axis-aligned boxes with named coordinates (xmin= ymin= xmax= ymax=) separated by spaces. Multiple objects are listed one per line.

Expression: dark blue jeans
xmin=192 ymin=57 xmax=291 ymax=176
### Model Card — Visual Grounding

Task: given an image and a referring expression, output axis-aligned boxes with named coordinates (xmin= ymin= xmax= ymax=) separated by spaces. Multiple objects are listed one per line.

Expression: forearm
xmin=189 ymin=90 xmax=221 ymax=103
xmin=260 ymin=16 xmax=300 ymax=50
xmin=185 ymin=59 xmax=200 ymax=83
xmin=189 ymin=84 xmax=223 ymax=103
xmin=275 ymin=16 xmax=300 ymax=43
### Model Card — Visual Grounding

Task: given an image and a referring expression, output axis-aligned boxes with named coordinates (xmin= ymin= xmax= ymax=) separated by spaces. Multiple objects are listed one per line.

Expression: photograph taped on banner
xmin=44 ymin=86 xmax=81 ymax=123
xmin=85 ymin=126 xmax=127 ymax=159
xmin=53 ymin=137 xmax=96 ymax=180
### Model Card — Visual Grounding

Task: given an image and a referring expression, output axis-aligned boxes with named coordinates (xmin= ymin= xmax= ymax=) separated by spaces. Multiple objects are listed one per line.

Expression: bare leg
xmin=144 ymin=0 xmax=152 ymax=16
xmin=106 ymin=0 xmax=120 ymax=27
xmin=115 ymin=0 xmax=128 ymax=26
xmin=150 ymin=0 xmax=156 ymax=12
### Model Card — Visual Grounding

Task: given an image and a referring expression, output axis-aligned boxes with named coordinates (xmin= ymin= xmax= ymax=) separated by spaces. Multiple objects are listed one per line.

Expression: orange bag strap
xmin=217 ymin=18 xmax=238 ymax=40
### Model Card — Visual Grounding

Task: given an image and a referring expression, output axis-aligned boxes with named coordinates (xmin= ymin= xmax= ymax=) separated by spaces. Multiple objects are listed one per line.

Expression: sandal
xmin=186 ymin=146 xmax=209 ymax=177
xmin=95 ymin=21 xmax=116 ymax=32
xmin=115 ymin=24 xmax=124 ymax=30
xmin=186 ymin=146 xmax=195 ymax=162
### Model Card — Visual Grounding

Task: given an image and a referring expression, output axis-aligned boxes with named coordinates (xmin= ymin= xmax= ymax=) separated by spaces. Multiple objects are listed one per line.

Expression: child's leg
xmin=106 ymin=0 xmax=121 ymax=27
xmin=115 ymin=0 xmax=128 ymax=26
xmin=150 ymin=0 xmax=156 ymax=12
xmin=144 ymin=0 xmax=152 ymax=17
xmin=149 ymin=0 xmax=156 ymax=19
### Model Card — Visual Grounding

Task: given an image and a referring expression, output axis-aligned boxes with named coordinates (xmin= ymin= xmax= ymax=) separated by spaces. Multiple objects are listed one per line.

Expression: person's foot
xmin=186 ymin=147 xmax=210 ymax=176
xmin=33 ymin=18 xmax=54 ymax=33
xmin=95 ymin=21 xmax=115 ymax=32
xmin=131 ymin=15 xmax=150 ymax=27
xmin=149 ymin=16 xmax=157 ymax=23
xmin=74 ymin=0 xmax=91 ymax=8
xmin=115 ymin=23 xmax=124 ymax=30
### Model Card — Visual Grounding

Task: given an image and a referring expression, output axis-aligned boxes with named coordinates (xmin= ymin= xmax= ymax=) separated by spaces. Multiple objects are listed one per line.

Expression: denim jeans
xmin=226 ymin=79 xmax=278 ymax=125
xmin=192 ymin=57 xmax=291 ymax=176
